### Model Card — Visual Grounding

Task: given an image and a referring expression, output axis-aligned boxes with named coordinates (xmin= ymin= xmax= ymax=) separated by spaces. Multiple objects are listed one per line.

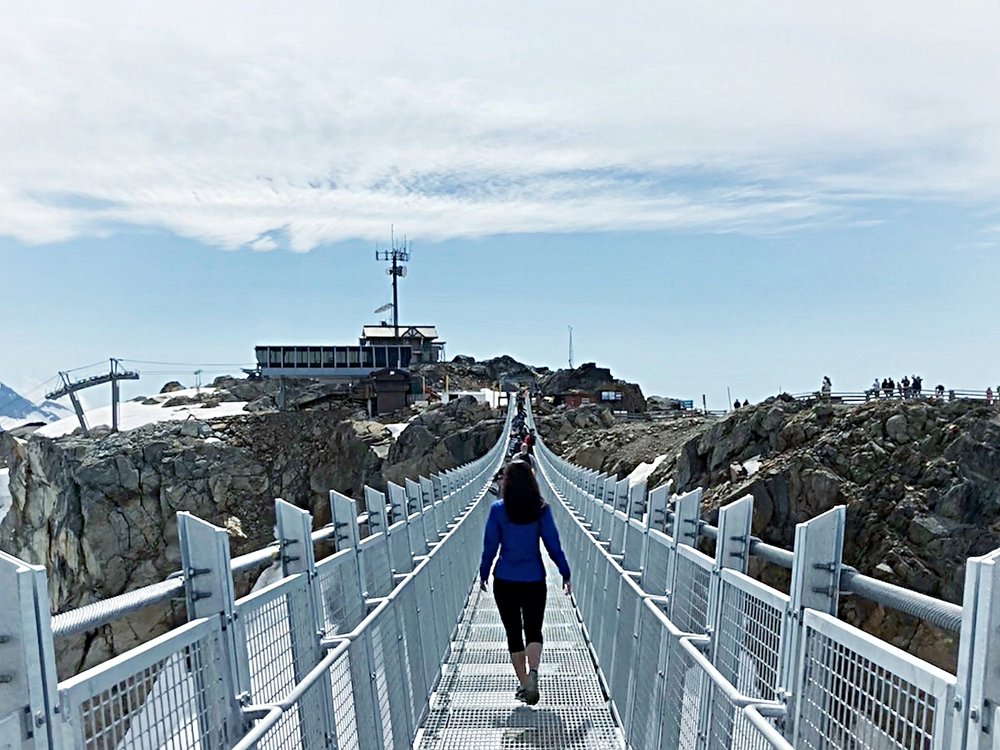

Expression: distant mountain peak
xmin=0 ymin=382 xmax=73 ymax=430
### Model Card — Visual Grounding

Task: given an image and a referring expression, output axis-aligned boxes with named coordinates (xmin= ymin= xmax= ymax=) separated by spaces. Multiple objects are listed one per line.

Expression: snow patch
xmin=0 ymin=468 xmax=11 ymax=525
xmin=627 ymin=454 xmax=668 ymax=486
xmin=36 ymin=388 xmax=247 ymax=438
xmin=743 ymin=455 xmax=762 ymax=477
xmin=384 ymin=422 xmax=410 ymax=440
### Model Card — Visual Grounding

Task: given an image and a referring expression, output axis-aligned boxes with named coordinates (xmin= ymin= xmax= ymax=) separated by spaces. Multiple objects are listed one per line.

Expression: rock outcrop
xmin=412 ymin=355 xmax=550 ymax=392
xmin=676 ymin=398 xmax=1000 ymax=669
xmin=0 ymin=379 xmax=505 ymax=676
xmin=384 ymin=396 xmax=503 ymax=485
xmin=0 ymin=408 xmax=381 ymax=674
xmin=542 ymin=396 xmax=1000 ymax=670
xmin=539 ymin=362 xmax=647 ymax=413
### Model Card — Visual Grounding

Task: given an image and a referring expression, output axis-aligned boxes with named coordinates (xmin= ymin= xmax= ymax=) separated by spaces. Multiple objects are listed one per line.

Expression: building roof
xmin=361 ymin=325 xmax=439 ymax=340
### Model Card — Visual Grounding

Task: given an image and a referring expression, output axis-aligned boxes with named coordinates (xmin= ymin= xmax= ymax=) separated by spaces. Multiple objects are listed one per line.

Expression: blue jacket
xmin=480 ymin=500 xmax=571 ymax=583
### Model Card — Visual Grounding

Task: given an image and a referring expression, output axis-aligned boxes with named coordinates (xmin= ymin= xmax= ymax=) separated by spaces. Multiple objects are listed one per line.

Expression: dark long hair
xmin=502 ymin=460 xmax=546 ymax=524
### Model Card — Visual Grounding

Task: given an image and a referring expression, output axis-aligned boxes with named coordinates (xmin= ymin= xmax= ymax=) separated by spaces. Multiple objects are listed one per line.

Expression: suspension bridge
xmin=2 ymin=399 xmax=998 ymax=749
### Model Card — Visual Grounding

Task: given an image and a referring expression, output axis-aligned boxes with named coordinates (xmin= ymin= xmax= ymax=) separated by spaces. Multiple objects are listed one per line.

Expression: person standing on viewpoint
xmin=479 ymin=460 xmax=571 ymax=706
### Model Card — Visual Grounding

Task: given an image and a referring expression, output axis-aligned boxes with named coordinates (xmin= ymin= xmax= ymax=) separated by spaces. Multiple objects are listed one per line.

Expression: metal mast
xmin=375 ymin=229 xmax=411 ymax=340
xmin=568 ymin=326 xmax=574 ymax=369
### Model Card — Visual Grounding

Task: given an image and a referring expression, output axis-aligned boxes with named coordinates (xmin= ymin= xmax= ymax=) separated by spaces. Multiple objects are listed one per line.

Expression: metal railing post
xmin=629 ymin=480 xmax=647 ymax=520
xmin=364 ymin=486 xmax=390 ymax=540
xmin=419 ymin=476 xmax=438 ymax=537
xmin=783 ymin=505 xmax=845 ymax=743
xmin=274 ymin=499 xmax=337 ymax=749
xmin=615 ymin=478 xmax=630 ymax=514
xmin=405 ymin=478 xmax=433 ymax=548
xmin=952 ymin=548 xmax=1000 ymax=748
xmin=646 ymin=481 xmax=670 ymax=532
xmin=0 ymin=552 xmax=61 ymax=750
xmin=672 ymin=488 xmax=702 ymax=549
xmin=177 ymin=513 xmax=251 ymax=748
xmin=714 ymin=495 xmax=754 ymax=577
xmin=668 ymin=488 xmax=702 ymax=609
xmin=330 ymin=489 xmax=366 ymax=598
xmin=705 ymin=495 xmax=755 ymax=745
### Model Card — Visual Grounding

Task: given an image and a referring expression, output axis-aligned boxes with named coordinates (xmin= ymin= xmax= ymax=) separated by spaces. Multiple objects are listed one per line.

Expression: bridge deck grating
xmin=414 ymin=563 xmax=624 ymax=749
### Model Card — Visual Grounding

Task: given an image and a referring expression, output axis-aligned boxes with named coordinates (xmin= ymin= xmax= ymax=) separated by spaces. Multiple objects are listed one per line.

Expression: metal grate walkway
xmin=414 ymin=562 xmax=625 ymax=749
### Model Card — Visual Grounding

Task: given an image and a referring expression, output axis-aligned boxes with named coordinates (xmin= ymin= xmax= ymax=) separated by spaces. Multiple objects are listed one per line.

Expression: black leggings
xmin=493 ymin=579 xmax=547 ymax=653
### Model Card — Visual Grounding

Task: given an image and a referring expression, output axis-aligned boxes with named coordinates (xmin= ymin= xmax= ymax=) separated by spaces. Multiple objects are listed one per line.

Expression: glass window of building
xmin=347 ymin=348 xmax=360 ymax=365
xmin=322 ymin=348 xmax=335 ymax=367
xmin=362 ymin=348 xmax=374 ymax=368
xmin=375 ymin=347 xmax=387 ymax=368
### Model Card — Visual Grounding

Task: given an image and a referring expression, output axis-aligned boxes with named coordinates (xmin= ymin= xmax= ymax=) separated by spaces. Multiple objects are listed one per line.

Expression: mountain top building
xmin=254 ymin=325 xmax=444 ymax=380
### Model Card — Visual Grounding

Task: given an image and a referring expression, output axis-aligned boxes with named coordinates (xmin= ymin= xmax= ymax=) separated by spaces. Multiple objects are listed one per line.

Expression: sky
xmin=2 ymin=2 xmax=1000 ymax=411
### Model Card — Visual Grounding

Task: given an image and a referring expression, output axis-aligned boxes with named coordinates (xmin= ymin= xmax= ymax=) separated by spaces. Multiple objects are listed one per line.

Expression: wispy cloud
xmin=3 ymin=1 xmax=1000 ymax=250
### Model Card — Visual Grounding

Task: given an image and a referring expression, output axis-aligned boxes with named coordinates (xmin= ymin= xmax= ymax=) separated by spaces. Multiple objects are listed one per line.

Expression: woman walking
xmin=479 ymin=459 xmax=572 ymax=705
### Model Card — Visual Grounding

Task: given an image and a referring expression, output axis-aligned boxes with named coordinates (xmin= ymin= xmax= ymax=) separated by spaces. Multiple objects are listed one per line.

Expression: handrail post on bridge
xmin=628 ymin=480 xmax=647 ymax=522
xmin=0 ymin=551 xmax=61 ymax=750
xmin=782 ymin=505 xmax=845 ymax=743
xmin=405 ymin=478 xmax=433 ymax=550
xmin=646 ymin=480 xmax=671 ymax=533
xmin=700 ymin=494 xmax=755 ymax=744
xmin=274 ymin=498 xmax=338 ymax=746
xmin=667 ymin=487 xmax=702 ymax=612
xmin=177 ymin=512 xmax=252 ymax=747
xmin=952 ymin=547 xmax=1000 ymax=748
xmin=329 ymin=489 xmax=366 ymax=603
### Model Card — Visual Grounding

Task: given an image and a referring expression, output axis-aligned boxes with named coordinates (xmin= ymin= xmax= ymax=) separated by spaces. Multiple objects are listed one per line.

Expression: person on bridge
xmin=479 ymin=460 xmax=572 ymax=706
xmin=524 ymin=429 xmax=536 ymax=454
xmin=516 ymin=443 xmax=535 ymax=470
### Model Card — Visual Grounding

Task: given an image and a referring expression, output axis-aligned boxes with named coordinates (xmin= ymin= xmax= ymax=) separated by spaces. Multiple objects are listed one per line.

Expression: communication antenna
xmin=568 ymin=326 xmax=574 ymax=369
xmin=375 ymin=226 xmax=411 ymax=339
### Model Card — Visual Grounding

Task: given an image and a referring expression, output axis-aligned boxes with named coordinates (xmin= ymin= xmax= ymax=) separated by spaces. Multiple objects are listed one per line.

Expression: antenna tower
xmin=568 ymin=326 xmax=574 ymax=369
xmin=374 ymin=227 xmax=411 ymax=339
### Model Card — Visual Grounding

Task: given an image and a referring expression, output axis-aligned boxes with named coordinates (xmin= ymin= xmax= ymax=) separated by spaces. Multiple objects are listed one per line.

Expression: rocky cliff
xmin=0 ymin=381 xmax=503 ymax=675
xmin=549 ymin=397 xmax=1000 ymax=671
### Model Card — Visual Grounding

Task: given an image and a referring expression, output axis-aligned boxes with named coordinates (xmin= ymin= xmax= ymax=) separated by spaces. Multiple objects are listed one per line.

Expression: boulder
xmin=885 ymin=413 xmax=910 ymax=444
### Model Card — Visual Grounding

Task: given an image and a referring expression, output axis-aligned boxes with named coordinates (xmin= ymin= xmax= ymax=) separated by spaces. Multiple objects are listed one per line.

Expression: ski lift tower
xmin=375 ymin=230 xmax=410 ymax=340
xmin=46 ymin=358 xmax=140 ymax=435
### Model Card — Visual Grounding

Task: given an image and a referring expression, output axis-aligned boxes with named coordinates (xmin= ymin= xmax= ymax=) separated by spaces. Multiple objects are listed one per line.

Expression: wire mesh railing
xmin=527 ymin=398 xmax=1000 ymax=750
xmin=2 ymin=401 xmax=515 ymax=750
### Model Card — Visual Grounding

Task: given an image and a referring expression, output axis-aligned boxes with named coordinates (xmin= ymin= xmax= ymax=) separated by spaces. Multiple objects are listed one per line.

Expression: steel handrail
xmin=535 ymin=413 xmax=967 ymax=633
